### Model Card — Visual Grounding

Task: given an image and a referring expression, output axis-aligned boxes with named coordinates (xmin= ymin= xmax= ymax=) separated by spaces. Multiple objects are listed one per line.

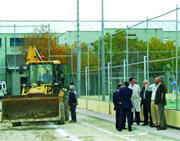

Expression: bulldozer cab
xmin=29 ymin=63 xmax=54 ymax=85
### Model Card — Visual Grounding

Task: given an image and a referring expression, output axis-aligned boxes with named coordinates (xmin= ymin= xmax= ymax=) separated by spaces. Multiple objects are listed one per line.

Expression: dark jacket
xmin=113 ymin=90 xmax=119 ymax=110
xmin=155 ymin=83 xmax=167 ymax=105
xmin=118 ymin=87 xmax=133 ymax=109
xmin=69 ymin=91 xmax=78 ymax=106
xmin=140 ymin=86 xmax=152 ymax=105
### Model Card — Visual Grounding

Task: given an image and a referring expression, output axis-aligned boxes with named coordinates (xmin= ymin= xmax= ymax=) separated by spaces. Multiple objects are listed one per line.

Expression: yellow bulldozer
xmin=1 ymin=46 xmax=73 ymax=126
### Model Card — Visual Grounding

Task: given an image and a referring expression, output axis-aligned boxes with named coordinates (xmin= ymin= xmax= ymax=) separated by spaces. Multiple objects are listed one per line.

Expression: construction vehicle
xmin=1 ymin=46 xmax=73 ymax=126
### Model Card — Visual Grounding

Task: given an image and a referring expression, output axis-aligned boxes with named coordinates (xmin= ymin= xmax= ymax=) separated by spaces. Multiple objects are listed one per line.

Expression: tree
xmin=20 ymin=25 xmax=71 ymax=64
xmin=71 ymin=42 xmax=99 ymax=73
xmin=91 ymin=29 xmax=177 ymax=77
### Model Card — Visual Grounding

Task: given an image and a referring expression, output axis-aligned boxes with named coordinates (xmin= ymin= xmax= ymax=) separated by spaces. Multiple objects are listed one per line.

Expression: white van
xmin=0 ymin=81 xmax=7 ymax=97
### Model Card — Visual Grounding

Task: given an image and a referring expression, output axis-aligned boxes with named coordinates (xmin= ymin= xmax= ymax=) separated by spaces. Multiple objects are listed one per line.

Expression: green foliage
xmin=91 ymin=29 xmax=176 ymax=77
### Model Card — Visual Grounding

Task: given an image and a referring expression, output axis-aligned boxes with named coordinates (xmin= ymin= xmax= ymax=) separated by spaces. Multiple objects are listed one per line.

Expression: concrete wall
xmin=77 ymin=98 xmax=180 ymax=128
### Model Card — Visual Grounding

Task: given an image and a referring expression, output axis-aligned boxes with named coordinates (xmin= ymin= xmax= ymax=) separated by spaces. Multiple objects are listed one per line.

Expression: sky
xmin=0 ymin=0 xmax=180 ymax=21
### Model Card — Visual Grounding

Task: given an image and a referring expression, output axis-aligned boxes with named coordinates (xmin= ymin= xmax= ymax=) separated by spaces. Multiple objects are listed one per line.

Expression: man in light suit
xmin=117 ymin=81 xmax=133 ymax=132
xmin=129 ymin=77 xmax=141 ymax=125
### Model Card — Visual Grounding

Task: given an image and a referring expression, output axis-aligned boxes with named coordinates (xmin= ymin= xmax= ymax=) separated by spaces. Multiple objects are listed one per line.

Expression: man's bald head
xmin=143 ymin=80 xmax=149 ymax=86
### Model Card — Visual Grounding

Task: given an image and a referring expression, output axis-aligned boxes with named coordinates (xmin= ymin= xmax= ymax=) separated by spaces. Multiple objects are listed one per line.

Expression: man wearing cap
xmin=69 ymin=85 xmax=78 ymax=123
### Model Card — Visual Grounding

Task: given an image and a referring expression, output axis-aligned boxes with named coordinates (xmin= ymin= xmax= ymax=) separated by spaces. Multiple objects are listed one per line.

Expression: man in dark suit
xmin=155 ymin=76 xmax=167 ymax=130
xmin=117 ymin=81 xmax=133 ymax=131
xmin=140 ymin=80 xmax=153 ymax=126
xmin=69 ymin=85 xmax=78 ymax=123
xmin=113 ymin=83 xmax=124 ymax=130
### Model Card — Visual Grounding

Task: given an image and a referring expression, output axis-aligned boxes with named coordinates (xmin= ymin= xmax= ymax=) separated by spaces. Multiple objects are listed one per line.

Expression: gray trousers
xmin=158 ymin=103 xmax=167 ymax=129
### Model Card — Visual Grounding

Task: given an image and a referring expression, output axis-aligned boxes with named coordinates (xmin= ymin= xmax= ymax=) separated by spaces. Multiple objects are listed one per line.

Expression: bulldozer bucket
xmin=1 ymin=95 xmax=61 ymax=122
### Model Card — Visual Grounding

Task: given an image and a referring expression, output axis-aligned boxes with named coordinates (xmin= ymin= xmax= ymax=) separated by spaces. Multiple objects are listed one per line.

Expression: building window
xmin=128 ymin=34 xmax=137 ymax=40
xmin=10 ymin=38 xmax=24 ymax=46
xmin=163 ymin=37 xmax=169 ymax=43
xmin=0 ymin=38 xmax=1 ymax=47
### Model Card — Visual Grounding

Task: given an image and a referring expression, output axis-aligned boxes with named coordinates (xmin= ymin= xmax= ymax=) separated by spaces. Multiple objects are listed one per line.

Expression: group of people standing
xmin=113 ymin=76 xmax=167 ymax=132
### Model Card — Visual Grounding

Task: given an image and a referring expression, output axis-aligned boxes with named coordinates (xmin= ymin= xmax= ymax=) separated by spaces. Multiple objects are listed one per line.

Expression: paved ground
xmin=77 ymin=109 xmax=180 ymax=141
xmin=0 ymin=111 xmax=178 ymax=141
xmin=0 ymin=100 xmax=179 ymax=141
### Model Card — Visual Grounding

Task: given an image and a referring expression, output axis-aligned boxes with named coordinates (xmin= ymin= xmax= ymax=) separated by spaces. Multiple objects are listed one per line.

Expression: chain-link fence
xmin=73 ymin=6 xmax=180 ymax=111
xmin=0 ymin=7 xmax=180 ymax=111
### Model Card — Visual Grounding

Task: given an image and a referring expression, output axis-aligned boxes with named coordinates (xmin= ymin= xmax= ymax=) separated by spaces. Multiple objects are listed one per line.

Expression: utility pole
xmin=77 ymin=0 xmax=81 ymax=97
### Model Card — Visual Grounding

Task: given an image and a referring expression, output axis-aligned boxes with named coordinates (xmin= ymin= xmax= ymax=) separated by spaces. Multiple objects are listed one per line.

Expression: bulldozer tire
xmin=65 ymin=105 xmax=69 ymax=121
xmin=12 ymin=122 xmax=21 ymax=126
xmin=58 ymin=103 xmax=65 ymax=125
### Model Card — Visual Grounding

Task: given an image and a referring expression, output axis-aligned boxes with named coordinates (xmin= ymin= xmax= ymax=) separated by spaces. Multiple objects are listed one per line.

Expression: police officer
xmin=69 ymin=85 xmax=78 ymax=123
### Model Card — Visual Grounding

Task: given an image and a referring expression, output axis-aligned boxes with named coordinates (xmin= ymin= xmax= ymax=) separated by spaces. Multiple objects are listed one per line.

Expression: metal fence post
xmin=98 ymin=39 xmax=101 ymax=101
xmin=85 ymin=67 xmax=88 ymax=110
xmin=101 ymin=0 xmax=106 ymax=101
xmin=124 ymin=60 xmax=126 ymax=82
xmin=126 ymin=26 xmax=129 ymax=79
xmin=144 ymin=56 xmax=147 ymax=80
xmin=48 ymin=24 xmax=50 ymax=61
xmin=175 ymin=4 xmax=179 ymax=110
xmin=13 ymin=24 xmax=17 ymax=96
xmin=147 ymin=17 xmax=149 ymax=80
xmin=110 ymin=34 xmax=113 ymax=99
xmin=108 ymin=62 xmax=111 ymax=114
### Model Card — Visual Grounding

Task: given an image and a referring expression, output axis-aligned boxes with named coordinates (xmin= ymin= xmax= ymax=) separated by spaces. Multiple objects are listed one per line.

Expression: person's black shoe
xmin=157 ymin=127 xmax=167 ymax=130
xmin=128 ymin=129 xmax=132 ymax=132
xmin=150 ymin=124 xmax=155 ymax=127
xmin=69 ymin=120 xmax=76 ymax=123
xmin=117 ymin=129 xmax=122 ymax=132
xmin=141 ymin=124 xmax=148 ymax=126
xmin=137 ymin=123 xmax=140 ymax=125
xmin=156 ymin=125 xmax=161 ymax=128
